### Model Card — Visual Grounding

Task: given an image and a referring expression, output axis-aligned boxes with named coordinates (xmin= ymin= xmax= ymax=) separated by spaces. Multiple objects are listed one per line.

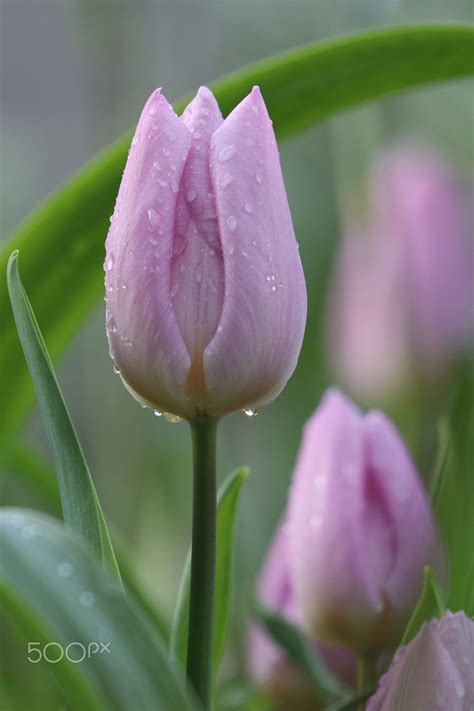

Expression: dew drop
xmin=153 ymin=161 xmax=162 ymax=171
xmin=107 ymin=315 xmax=117 ymax=334
xmin=162 ymin=147 xmax=171 ymax=157
xmin=158 ymin=179 xmax=168 ymax=188
xmin=79 ymin=591 xmax=95 ymax=607
xmin=147 ymin=208 xmax=161 ymax=226
xmin=217 ymin=324 xmax=223 ymax=334
xmin=170 ymin=181 xmax=179 ymax=194
xmin=271 ymin=284 xmax=277 ymax=292
xmin=104 ymin=254 xmax=114 ymax=271
xmin=131 ymin=135 xmax=139 ymax=146
xmin=163 ymin=412 xmax=182 ymax=424
xmin=113 ymin=364 xmax=121 ymax=375
xmin=153 ymin=410 xmax=163 ymax=417
xmin=151 ymin=122 xmax=159 ymax=130
xmin=149 ymin=106 xmax=158 ymax=116
xmin=255 ymin=172 xmax=263 ymax=184
xmin=57 ymin=561 xmax=74 ymax=578
xmin=244 ymin=202 xmax=253 ymax=214
xmin=186 ymin=190 xmax=197 ymax=203
xmin=170 ymin=283 xmax=180 ymax=298
xmin=243 ymin=408 xmax=259 ymax=418
xmin=218 ymin=145 xmax=237 ymax=163
xmin=226 ymin=245 xmax=235 ymax=256
xmin=220 ymin=172 xmax=234 ymax=189
xmin=226 ymin=215 xmax=237 ymax=232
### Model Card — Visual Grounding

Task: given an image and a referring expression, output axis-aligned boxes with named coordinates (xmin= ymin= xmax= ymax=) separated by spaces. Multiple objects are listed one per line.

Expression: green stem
xmin=356 ymin=652 xmax=377 ymax=710
xmin=186 ymin=416 xmax=218 ymax=710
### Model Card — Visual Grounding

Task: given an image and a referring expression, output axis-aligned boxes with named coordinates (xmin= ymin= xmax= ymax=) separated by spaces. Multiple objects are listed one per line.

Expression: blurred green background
xmin=1 ymin=0 xmax=473 ymax=704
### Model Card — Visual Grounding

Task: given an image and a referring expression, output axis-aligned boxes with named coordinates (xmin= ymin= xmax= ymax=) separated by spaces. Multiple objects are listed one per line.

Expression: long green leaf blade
xmin=0 ymin=24 xmax=473 ymax=457
xmin=6 ymin=251 xmax=120 ymax=580
xmin=0 ymin=508 xmax=200 ymax=711
xmin=401 ymin=566 xmax=445 ymax=645
xmin=170 ymin=467 xmax=249 ymax=673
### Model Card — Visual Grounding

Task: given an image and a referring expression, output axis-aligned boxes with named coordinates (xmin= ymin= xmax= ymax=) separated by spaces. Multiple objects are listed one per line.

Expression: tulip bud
xmin=327 ymin=145 xmax=473 ymax=400
xmin=367 ymin=611 xmax=474 ymax=710
xmin=104 ymin=86 xmax=306 ymax=420
xmin=286 ymin=389 xmax=443 ymax=652
xmin=248 ymin=522 xmax=356 ymax=710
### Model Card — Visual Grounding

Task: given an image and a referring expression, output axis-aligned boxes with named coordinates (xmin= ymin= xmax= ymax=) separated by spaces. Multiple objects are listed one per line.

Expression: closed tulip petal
xmin=287 ymin=389 xmax=442 ymax=651
xmin=205 ymin=86 xmax=307 ymax=415
xmin=367 ymin=612 xmax=474 ymax=710
xmin=363 ymin=411 xmax=442 ymax=635
xmin=105 ymin=90 xmax=193 ymax=415
xmin=287 ymin=390 xmax=384 ymax=648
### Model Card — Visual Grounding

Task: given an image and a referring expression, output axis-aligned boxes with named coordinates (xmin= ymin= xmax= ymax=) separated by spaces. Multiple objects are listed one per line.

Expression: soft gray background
xmin=1 ymin=0 xmax=473 ymax=693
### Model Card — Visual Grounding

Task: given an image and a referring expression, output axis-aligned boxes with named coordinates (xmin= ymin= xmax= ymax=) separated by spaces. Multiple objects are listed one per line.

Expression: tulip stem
xmin=356 ymin=652 xmax=377 ymax=708
xmin=186 ymin=416 xmax=218 ymax=710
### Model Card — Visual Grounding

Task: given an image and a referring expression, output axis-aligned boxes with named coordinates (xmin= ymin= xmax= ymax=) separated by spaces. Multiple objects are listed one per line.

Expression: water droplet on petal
xmin=132 ymin=134 xmax=139 ymax=146
xmin=218 ymin=145 xmax=237 ymax=163
xmin=243 ymin=408 xmax=259 ymax=418
xmin=226 ymin=215 xmax=237 ymax=232
xmin=186 ymin=190 xmax=197 ymax=203
xmin=163 ymin=147 xmax=171 ymax=157
xmin=255 ymin=172 xmax=263 ymax=184
xmin=226 ymin=245 xmax=235 ymax=256
xmin=217 ymin=324 xmax=223 ymax=334
xmin=220 ymin=173 xmax=234 ymax=189
xmin=105 ymin=254 xmax=114 ymax=271
xmin=153 ymin=410 xmax=163 ymax=417
xmin=170 ymin=283 xmax=180 ymax=298
xmin=147 ymin=208 xmax=161 ymax=226
xmin=244 ymin=202 xmax=253 ymax=214
xmin=163 ymin=412 xmax=182 ymax=424
xmin=113 ymin=364 xmax=121 ymax=375
xmin=158 ymin=179 xmax=168 ymax=188
xmin=153 ymin=161 xmax=162 ymax=171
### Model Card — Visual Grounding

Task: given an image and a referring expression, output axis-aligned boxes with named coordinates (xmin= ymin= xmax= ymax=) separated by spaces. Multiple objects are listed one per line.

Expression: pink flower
xmin=248 ymin=522 xmax=356 ymax=710
xmin=327 ymin=145 xmax=473 ymax=400
xmin=367 ymin=612 xmax=474 ymax=710
xmin=286 ymin=389 xmax=443 ymax=651
xmin=104 ymin=86 xmax=306 ymax=419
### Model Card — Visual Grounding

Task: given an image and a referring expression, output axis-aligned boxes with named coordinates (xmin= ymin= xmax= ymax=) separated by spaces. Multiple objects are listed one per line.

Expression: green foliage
xmin=1 ymin=25 xmax=473 ymax=463
xmin=170 ymin=467 xmax=249 ymax=673
xmin=401 ymin=566 xmax=445 ymax=645
xmin=0 ymin=508 xmax=200 ymax=711
xmin=7 ymin=252 xmax=120 ymax=580
xmin=431 ymin=365 xmax=474 ymax=615
xmin=254 ymin=603 xmax=344 ymax=705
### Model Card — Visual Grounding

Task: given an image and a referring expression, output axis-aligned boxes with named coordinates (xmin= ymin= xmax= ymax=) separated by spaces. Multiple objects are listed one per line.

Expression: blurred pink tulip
xmin=367 ymin=611 xmax=474 ymax=710
xmin=248 ymin=522 xmax=356 ymax=711
xmin=104 ymin=86 xmax=306 ymax=419
xmin=286 ymin=389 xmax=443 ymax=652
xmin=327 ymin=145 xmax=473 ymax=400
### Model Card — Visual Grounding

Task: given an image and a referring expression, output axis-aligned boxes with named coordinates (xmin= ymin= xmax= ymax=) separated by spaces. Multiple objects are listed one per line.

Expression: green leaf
xmin=170 ymin=467 xmax=249 ymax=673
xmin=4 ymin=441 xmax=61 ymax=512
xmin=254 ymin=604 xmax=343 ymax=705
xmin=0 ymin=508 xmax=200 ymax=711
xmin=431 ymin=365 xmax=474 ymax=615
xmin=1 ymin=25 xmax=473 ymax=459
xmin=401 ymin=566 xmax=445 ymax=645
xmin=6 ymin=252 xmax=120 ymax=581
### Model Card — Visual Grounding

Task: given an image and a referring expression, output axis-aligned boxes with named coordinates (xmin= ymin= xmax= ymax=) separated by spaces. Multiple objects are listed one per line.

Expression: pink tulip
xmin=327 ymin=145 xmax=473 ymax=400
xmin=286 ymin=389 xmax=443 ymax=651
xmin=104 ymin=86 xmax=306 ymax=419
xmin=248 ymin=522 xmax=356 ymax=710
xmin=367 ymin=611 xmax=474 ymax=710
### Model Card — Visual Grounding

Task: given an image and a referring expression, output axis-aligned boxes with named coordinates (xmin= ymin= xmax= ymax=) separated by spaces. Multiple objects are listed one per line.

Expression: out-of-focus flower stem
xmin=186 ymin=416 xmax=218 ymax=710
xmin=357 ymin=652 xmax=377 ymax=708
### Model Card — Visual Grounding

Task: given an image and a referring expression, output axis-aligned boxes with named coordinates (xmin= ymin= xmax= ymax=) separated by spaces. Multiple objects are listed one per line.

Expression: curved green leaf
xmin=0 ymin=508 xmax=200 ymax=711
xmin=1 ymin=24 xmax=473 ymax=458
xmin=7 ymin=252 xmax=120 ymax=580
xmin=170 ymin=467 xmax=249 ymax=673
xmin=254 ymin=604 xmax=344 ymax=705
xmin=401 ymin=566 xmax=445 ymax=645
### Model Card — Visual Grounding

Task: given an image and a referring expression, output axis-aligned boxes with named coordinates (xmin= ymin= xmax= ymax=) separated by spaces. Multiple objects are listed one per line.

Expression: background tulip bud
xmin=248 ymin=522 xmax=356 ymax=710
xmin=286 ymin=389 xmax=443 ymax=652
xmin=327 ymin=145 xmax=473 ymax=400
xmin=104 ymin=86 xmax=306 ymax=419
xmin=367 ymin=611 xmax=474 ymax=710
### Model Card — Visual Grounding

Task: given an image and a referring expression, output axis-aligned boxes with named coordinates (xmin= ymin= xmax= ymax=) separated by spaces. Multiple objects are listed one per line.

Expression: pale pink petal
xmin=204 ymin=86 xmax=307 ymax=416
xmin=105 ymin=90 xmax=193 ymax=416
